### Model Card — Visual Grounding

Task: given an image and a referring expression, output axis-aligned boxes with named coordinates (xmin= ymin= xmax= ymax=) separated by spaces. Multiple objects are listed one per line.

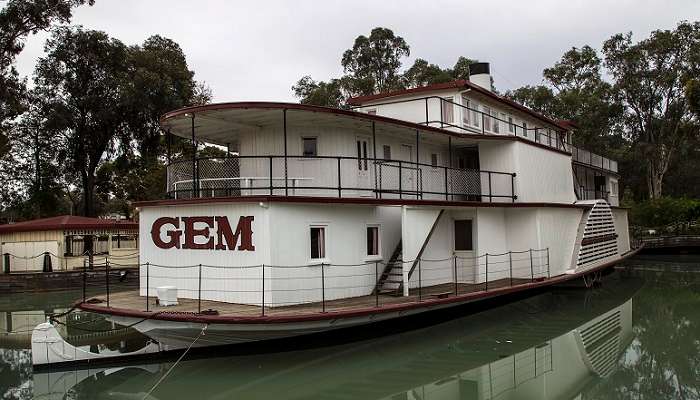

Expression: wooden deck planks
xmin=87 ymin=278 xmax=534 ymax=318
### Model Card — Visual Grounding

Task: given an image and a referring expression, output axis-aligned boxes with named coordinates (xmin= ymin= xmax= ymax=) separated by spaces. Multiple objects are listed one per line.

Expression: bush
xmin=629 ymin=197 xmax=700 ymax=231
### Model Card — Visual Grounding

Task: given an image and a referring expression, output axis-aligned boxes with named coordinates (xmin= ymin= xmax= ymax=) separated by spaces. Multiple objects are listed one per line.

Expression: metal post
xmin=372 ymin=121 xmax=378 ymax=199
xmin=547 ymin=248 xmax=550 ymax=278
xmin=444 ymin=166 xmax=449 ymax=200
xmin=375 ymin=262 xmax=379 ymax=307
xmin=191 ymin=114 xmax=197 ymax=198
xmin=82 ymin=258 xmax=86 ymax=303
xmin=198 ymin=263 xmax=202 ymax=314
xmin=105 ymin=257 xmax=110 ymax=308
xmin=481 ymin=113 xmax=485 ymax=134
xmin=166 ymin=128 xmax=172 ymax=164
xmin=321 ymin=262 xmax=326 ymax=313
xmin=425 ymin=98 xmax=429 ymax=125
xmin=509 ymin=251 xmax=513 ymax=286
xmin=488 ymin=172 xmax=492 ymax=202
xmin=398 ymin=160 xmax=403 ymax=199
xmin=283 ymin=109 xmax=289 ymax=196
xmin=439 ymin=99 xmax=444 ymax=127
xmin=529 ymin=249 xmax=534 ymax=282
xmin=337 ymin=157 xmax=342 ymax=197
xmin=511 ymin=173 xmax=516 ymax=202
xmin=145 ymin=262 xmax=149 ymax=312
xmin=453 ymin=256 xmax=458 ymax=296
xmin=269 ymin=156 xmax=273 ymax=195
xmin=535 ymin=128 xmax=539 ymax=143
xmin=261 ymin=264 xmax=265 ymax=316
xmin=418 ymin=260 xmax=422 ymax=302
xmin=485 ymin=254 xmax=489 ymax=291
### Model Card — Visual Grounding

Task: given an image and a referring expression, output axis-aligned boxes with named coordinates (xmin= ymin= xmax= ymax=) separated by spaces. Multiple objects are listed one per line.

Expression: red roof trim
xmin=347 ymin=80 xmax=568 ymax=130
xmin=0 ymin=215 xmax=138 ymax=234
xmin=134 ymin=195 xmax=591 ymax=210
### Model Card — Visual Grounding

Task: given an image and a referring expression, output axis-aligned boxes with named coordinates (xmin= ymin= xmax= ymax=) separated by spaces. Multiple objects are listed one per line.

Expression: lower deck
xmin=86 ymin=278 xmax=538 ymax=318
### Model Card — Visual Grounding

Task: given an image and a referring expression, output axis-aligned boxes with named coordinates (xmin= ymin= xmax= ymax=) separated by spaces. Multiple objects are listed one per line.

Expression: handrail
xmin=88 ymin=248 xmax=551 ymax=315
xmin=166 ymin=154 xmax=518 ymax=202
xmin=351 ymin=95 xmax=618 ymax=173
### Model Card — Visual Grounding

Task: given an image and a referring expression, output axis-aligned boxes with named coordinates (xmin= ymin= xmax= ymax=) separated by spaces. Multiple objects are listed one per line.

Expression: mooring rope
xmin=141 ymin=324 xmax=208 ymax=400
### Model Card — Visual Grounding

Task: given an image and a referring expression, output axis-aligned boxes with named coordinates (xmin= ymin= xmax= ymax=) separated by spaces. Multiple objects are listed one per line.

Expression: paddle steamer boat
xmin=32 ymin=63 xmax=637 ymax=366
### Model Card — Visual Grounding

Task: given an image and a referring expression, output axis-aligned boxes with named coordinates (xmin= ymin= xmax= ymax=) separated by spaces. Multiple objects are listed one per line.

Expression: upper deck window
xmin=441 ymin=97 xmax=454 ymax=124
xmin=431 ymin=153 xmax=438 ymax=167
xmin=302 ymin=137 xmax=317 ymax=157
xmin=367 ymin=109 xmax=377 ymax=115
xmin=461 ymin=95 xmax=470 ymax=126
xmin=483 ymin=106 xmax=491 ymax=131
xmin=383 ymin=145 xmax=391 ymax=160
xmin=508 ymin=116 xmax=514 ymax=133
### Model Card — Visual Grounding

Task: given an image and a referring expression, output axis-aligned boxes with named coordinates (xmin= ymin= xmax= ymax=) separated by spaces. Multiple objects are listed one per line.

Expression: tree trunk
xmin=81 ymin=172 xmax=96 ymax=217
xmin=647 ymin=156 xmax=667 ymax=200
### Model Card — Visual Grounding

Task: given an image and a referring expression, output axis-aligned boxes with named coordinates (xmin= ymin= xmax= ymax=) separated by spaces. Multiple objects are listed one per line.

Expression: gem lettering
xmin=151 ymin=216 xmax=255 ymax=251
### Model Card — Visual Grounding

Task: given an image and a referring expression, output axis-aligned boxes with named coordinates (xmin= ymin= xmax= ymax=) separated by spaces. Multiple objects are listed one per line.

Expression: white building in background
xmin=132 ymin=62 xmax=630 ymax=308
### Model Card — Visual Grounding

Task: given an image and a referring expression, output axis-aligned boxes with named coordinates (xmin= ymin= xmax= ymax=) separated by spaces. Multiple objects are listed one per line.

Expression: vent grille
xmin=578 ymin=310 xmax=622 ymax=377
xmin=576 ymin=201 xmax=618 ymax=269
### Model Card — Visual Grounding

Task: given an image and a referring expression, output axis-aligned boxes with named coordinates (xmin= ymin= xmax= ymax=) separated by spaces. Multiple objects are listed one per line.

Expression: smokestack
xmin=468 ymin=62 xmax=491 ymax=91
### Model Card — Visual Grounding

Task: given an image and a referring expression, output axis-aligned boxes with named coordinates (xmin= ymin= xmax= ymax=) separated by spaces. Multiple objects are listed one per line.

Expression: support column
xmin=283 ymin=109 xmax=288 ymax=196
xmin=372 ymin=122 xmax=377 ymax=198
xmin=191 ymin=114 xmax=197 ymax=198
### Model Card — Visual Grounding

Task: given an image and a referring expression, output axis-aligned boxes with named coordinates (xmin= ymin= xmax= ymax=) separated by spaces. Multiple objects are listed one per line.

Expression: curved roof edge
xmin=159 ymin=102 xmax=572 ymax=157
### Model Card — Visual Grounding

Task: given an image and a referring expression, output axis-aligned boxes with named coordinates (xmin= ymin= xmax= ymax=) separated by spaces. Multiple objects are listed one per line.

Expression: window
xmin=367 ymin=109 xmax=377 ymax=115
xmin=483 ymin=106 xmax=491 ymax=131
xmin=302 ymin=137 xmax=317 ymax=157
xmin=522 ymin=122 xmax=528 ymax=137
xmin=454 ymin=220 xmax=473 ymax=251
xmin=492 ymin=111 xmax=500 ymax=134
xmin=383 ymin=145 xmax=391 ymax=160
xmin=508 ymin=116 xmax=514 ymax=133
xmin=461 ymin=95 xmax=470 ymax=126
xmin=310 ymin=227 xmax=326 ymax=260
xmin=472 ymin=103 xmax=480 ymax=127
xmin=366 ymin=226 xmax=380 ymax=256
xmin=357 ymin=138 xmax=369 ymax=170
xmin=431 ymin=153 xmax=438 ymax=167
xmin=441 ymin=97 xmax=454 ymax=124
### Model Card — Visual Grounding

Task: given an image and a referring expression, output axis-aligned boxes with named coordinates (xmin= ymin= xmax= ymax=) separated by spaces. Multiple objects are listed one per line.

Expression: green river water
xmin=0 ymin=254 xmax=698 ymax=399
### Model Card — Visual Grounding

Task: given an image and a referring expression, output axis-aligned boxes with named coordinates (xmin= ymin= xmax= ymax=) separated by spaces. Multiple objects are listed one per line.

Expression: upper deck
xmin=159 ymin=95 xmax=619 ymax=206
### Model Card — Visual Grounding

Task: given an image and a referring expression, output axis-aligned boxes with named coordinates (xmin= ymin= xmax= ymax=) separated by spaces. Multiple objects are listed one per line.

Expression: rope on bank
xmin=142 ymin=324 xmax=208 ymax=400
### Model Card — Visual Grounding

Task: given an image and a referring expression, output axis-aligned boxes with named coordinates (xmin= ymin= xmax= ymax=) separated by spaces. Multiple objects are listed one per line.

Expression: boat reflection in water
xmin=34 ymin=274 xmax=642 ymax=400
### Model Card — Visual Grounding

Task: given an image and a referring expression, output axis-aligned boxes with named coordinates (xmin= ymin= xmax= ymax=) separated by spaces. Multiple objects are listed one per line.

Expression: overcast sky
xmin=12 ymin=0 xmax=700 ymax=103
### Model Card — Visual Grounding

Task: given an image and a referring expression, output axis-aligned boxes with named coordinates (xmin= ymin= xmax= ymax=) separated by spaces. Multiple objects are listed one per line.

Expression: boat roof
xmin=159 ymin=102 xmax=570 ymax=154
xmin=0 ymin=215 xmax=137 ymax=234
xmin=347 ymin=80 xmax=568 ymax=130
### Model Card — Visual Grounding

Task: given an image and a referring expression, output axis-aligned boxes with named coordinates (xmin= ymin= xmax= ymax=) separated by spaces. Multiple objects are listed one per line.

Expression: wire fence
xmin=68 ymin=248 xmax=551 ymax=317
xmin=1 ymin=250 xmax=140 ymax=274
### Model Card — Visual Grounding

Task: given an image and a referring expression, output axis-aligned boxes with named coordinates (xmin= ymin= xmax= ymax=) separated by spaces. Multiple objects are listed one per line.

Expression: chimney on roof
xmin=468 ymin=62 xmax=492 ymax=92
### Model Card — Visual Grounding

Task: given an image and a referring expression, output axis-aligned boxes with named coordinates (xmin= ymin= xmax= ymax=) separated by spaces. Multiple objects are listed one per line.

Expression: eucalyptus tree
xmin=0 ymin=0 xmax=92 ymax=213
xmin=603 ymin=21 xmax=700 ymax=199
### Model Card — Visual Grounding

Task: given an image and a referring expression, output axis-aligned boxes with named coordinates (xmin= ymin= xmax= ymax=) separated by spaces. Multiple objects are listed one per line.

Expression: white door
xmin=453 ymin=220 xmax=476 ymax=283
xmin=356 ymin=136 xmax=372 ymax=195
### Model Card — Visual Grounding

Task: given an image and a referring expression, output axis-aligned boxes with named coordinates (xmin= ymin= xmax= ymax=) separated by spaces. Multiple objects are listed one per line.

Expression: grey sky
xmin=13 ymin=0 xmax=700 ymax=103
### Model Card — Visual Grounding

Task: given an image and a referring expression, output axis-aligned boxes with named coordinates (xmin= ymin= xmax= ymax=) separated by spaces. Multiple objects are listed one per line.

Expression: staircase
xmin=373 ymin=241 xmax=403 ymax=296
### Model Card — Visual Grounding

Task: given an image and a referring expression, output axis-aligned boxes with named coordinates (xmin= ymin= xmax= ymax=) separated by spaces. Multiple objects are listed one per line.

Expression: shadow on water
xmin=1 ymin=255 xmax=699 ymax=399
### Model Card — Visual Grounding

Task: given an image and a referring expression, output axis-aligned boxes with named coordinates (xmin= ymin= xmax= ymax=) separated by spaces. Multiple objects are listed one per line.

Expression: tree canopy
xmin=292 ymin=27 xmax=481 ymax=107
